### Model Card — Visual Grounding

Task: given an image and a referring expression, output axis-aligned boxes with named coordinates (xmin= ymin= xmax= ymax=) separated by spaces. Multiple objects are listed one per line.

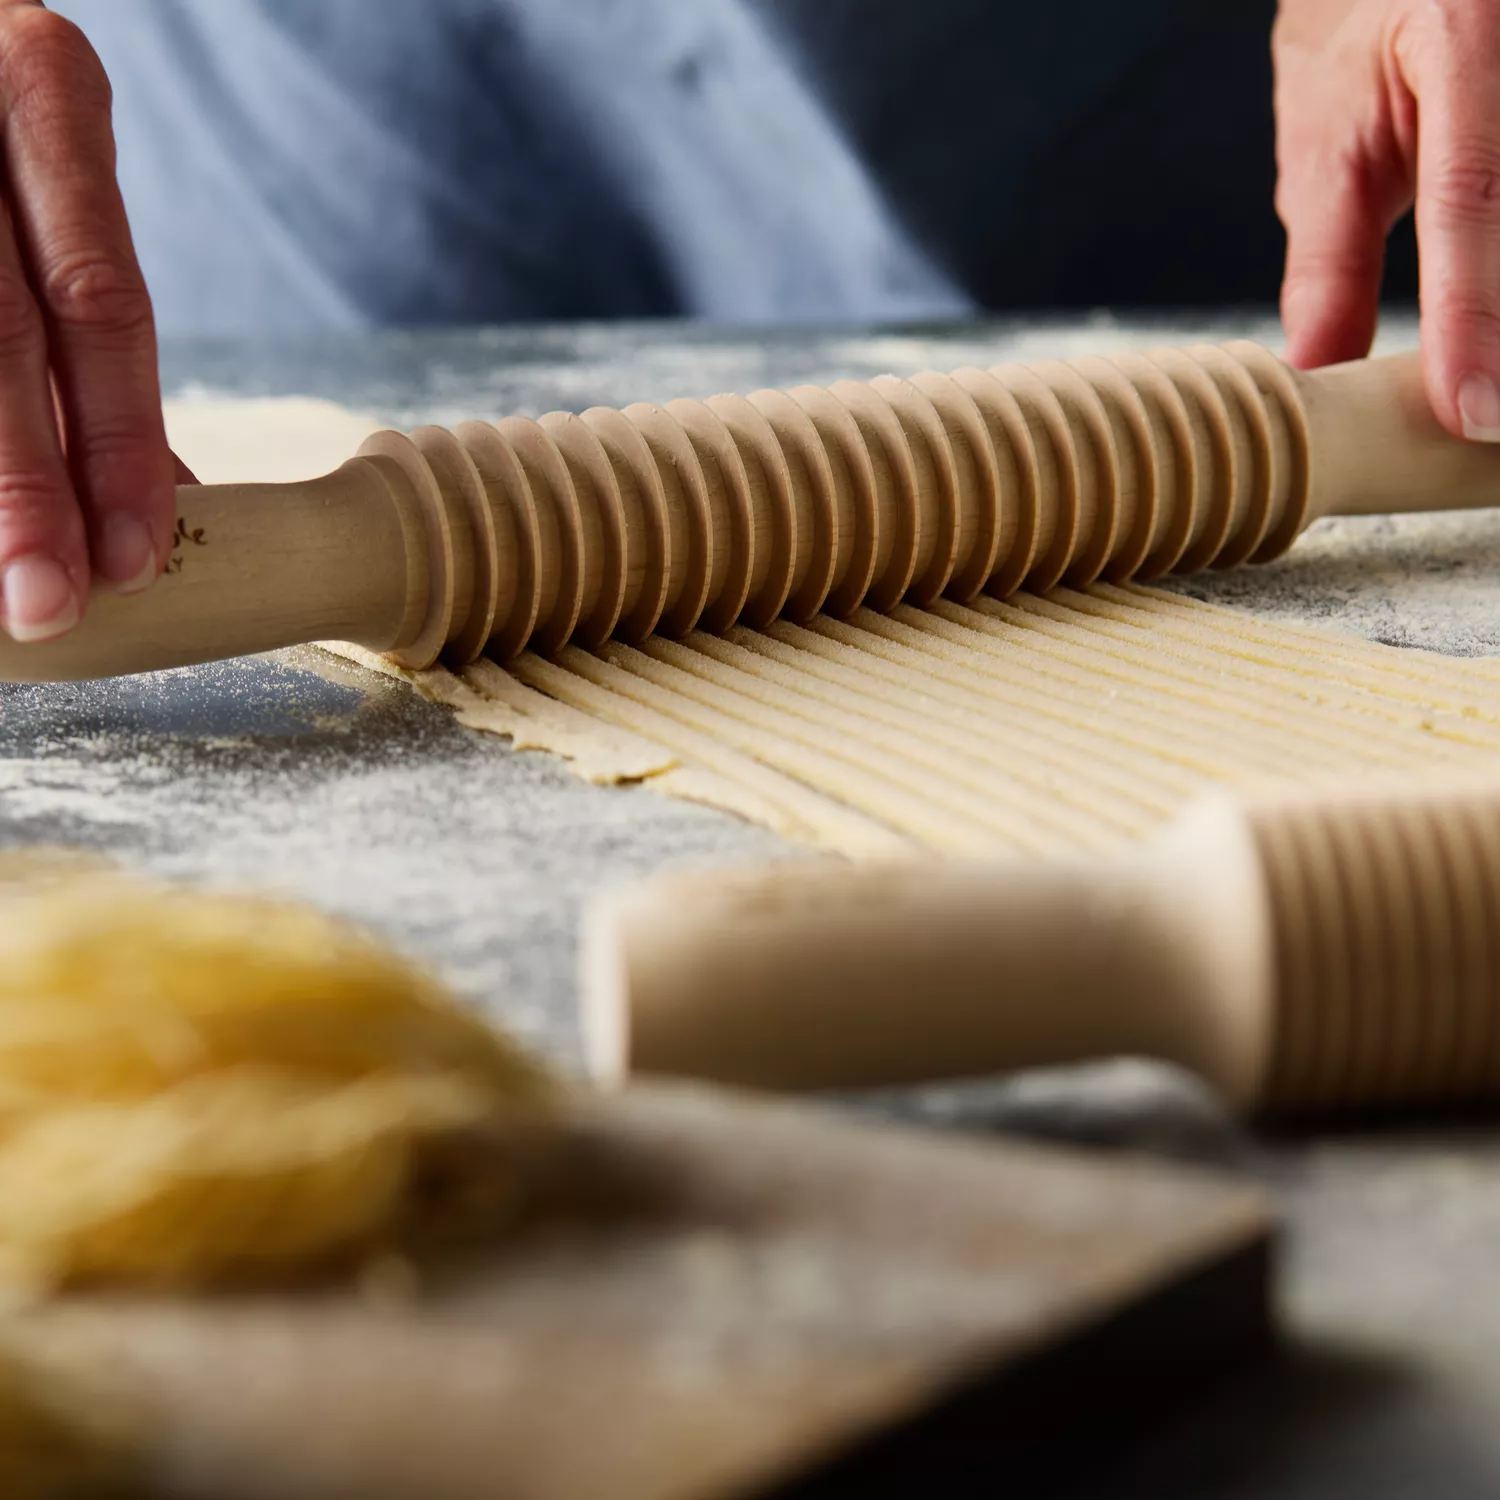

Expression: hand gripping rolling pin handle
xmin=3 ymin=347 xmax=1499 ymax=684
xmin=584 ymin=780 xmax=1500 ymax=1115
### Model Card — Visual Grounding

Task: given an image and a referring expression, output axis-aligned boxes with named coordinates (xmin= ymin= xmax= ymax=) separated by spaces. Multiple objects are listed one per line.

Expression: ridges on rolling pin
xmin=4 ymin=343 xmax=1500 ymax=681
xmin=581 ymin=780 xmax=1500 ymax=1113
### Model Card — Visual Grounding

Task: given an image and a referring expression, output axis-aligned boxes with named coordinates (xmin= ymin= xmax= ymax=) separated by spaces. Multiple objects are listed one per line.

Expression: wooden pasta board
xmin=5 ymin=1083 xmax=1274 ymax=1500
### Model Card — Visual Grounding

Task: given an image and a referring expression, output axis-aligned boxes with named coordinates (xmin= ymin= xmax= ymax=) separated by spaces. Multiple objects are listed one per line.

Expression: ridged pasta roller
xmin=3 ymin=343 xmax=1500 ymax=682
xmin=583 ymin=780 xmax=1500 ymax=1113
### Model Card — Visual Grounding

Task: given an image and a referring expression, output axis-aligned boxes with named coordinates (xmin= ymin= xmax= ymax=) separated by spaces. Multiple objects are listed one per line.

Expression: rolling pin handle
xmin=583 ymin=798 xmax=1274 ymax=1107
xmin=1298 ymin=350 xmax=1500 ymax=518
xmin=0 ymin=453 xmax=429 ymax=683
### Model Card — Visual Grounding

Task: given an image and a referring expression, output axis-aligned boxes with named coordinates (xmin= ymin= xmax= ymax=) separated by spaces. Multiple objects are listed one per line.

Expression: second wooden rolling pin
xmin=583 ymin=780 xmax=1500 ymax=1113
xmin=4 ymin=344 xmax=1500 ymax=682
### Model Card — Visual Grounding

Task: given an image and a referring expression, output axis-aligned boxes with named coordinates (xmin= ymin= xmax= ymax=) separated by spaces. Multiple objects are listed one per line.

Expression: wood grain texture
xmin=0 ymin=1084 xmax=1271 ymax=1500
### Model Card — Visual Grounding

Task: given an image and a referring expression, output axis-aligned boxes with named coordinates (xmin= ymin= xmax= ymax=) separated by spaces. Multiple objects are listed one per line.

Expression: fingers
xmin=1391 ymin=14 xmax=1500 ymax=439
xmin=1278 ymin=145 xmax=1390 ymax=369
xmin=0 ymin=0 xmax=82 ymax=641
xmin=0 ymin=3 xmax=173 ymax=593
xmin=1272 ymin=7 xmax=1410 ymax=372
xmin=0 ymin=189 xmax=81 ymax=641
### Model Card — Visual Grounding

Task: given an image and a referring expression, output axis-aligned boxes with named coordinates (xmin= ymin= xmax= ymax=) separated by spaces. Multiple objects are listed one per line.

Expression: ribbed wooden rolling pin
xmin=583 ymin=781 xmax=1500 ymax=1112
xmin=5 ymin=342 xmax=1500 ymax=683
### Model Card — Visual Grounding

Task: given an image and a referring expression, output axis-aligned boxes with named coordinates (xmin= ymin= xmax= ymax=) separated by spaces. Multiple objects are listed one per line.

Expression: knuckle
xmin=1396 ymin=3 xmax=1500 ymax=96
xmin=1426 ymin=153 xmax=1500 ymax=225
xmin=1283 ymin=245 xmax=1380 ymax=285
xmin=1438 ymin=0 xmax=1499 ymax=38
xmin=0 ymin=471 xmax=69 ymax=534
xmin=68 ymin=420 xmax=168 ymax=488
xmin=41 ymin=252 xmax=152 ymax=337
xmin=1277 ymin=140 xmax=1373 ymax=218
xmin=1425 ymin=290 xmax=1500 ymax=350
xmin=1404 ymin=0 xmax=1476 ymax=43
xmin=1 ymin=9 xmax=108 ymax=109
xmin=1404 ymin=1 xmax=1500 ymax=82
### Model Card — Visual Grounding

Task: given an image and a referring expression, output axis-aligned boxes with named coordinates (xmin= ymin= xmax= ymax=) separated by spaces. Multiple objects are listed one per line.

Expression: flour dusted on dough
xmin=312 ymin=642 xmax=907 ymax=856
xmin=420 ymin=588 xmax=1500 ymax=858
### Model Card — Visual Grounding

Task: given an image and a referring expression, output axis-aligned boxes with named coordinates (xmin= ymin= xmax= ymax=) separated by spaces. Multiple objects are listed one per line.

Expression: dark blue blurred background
xmin=56 ymin=0 xmax=1417 ymax=335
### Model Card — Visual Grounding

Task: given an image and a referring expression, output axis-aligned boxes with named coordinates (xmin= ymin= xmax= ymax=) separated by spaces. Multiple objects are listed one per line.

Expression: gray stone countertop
xmin=5 ymin=314 xmax=1500 ymax=1493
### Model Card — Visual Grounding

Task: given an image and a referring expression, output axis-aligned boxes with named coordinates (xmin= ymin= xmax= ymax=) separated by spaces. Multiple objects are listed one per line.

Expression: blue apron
xmin=54 ymin=0 xmax=1279 ymax=336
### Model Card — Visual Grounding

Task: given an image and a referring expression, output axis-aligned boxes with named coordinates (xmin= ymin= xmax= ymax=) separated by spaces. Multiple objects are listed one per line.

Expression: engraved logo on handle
xmin=165 ymin=517 xmax=208 ymax=575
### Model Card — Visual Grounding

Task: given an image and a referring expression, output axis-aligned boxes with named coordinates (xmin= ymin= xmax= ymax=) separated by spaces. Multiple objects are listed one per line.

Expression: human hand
xmin=0 ymin=1 xmax=176 ymax=643
xmin=1275 ymin=0 xmax=1500 ymax=440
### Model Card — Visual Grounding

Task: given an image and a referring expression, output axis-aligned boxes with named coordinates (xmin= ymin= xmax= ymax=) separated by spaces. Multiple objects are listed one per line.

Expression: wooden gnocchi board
xmin=4 ymin=1084 xmax=1273 ymax=1500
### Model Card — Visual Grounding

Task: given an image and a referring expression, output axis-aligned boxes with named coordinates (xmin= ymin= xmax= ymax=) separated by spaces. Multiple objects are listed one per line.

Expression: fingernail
xmin=2 ymin=555 xmax=79 ymax=643
xmin=1459 ymin=373 xmax=1500 ymax=441
xmin=97 ymin=512 xmax=158 ymax=594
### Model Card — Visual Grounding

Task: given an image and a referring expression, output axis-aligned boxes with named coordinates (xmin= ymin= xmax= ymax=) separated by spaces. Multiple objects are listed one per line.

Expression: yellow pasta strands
xmin=0 ymin=863 xmax=552 ymax=1291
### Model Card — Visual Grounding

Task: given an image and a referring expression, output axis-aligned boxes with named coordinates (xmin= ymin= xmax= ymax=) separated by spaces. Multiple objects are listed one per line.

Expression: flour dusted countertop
xmin=3 ymin=315 xmax=1498 ymax=1494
